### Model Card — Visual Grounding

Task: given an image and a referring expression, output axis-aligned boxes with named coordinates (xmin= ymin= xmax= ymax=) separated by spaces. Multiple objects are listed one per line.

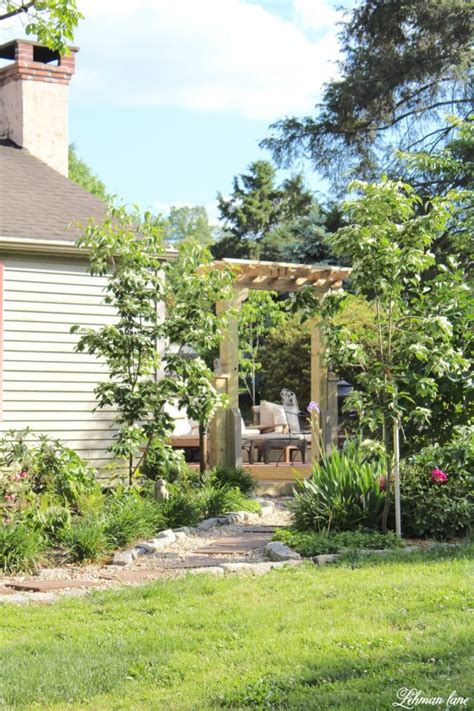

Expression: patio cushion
xmin=260 ymin=401 xmax=287 ymax=429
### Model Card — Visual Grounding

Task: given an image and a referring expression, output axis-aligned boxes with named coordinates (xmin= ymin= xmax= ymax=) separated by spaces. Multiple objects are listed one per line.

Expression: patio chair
xmin=260 ymin=390 xmax=311 ymax=465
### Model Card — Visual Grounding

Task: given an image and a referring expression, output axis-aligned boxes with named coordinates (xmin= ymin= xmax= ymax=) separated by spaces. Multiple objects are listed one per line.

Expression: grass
xmin=0 ymin=544 xmax=473 ymax=710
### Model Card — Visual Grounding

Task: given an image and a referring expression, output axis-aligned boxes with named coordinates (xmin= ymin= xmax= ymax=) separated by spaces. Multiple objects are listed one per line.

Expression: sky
xmin=1 ymin=0 xmax=351 ymax=222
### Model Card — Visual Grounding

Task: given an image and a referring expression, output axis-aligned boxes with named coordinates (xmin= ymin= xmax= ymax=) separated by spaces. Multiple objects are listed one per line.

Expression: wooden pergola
xmin=208 ymin=259 xmax=351 ymax=482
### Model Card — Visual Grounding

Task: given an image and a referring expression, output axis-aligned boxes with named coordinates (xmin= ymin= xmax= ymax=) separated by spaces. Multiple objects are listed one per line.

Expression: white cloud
xmin=292 ymin=0 xmax=340 ymax=31
xmin=71 ymin=0 xmax=342 ymax=120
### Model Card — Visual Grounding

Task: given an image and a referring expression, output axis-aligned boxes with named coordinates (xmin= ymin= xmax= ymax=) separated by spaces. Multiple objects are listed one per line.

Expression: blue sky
xmin=3 ymin=0 xmax=352 ymax=221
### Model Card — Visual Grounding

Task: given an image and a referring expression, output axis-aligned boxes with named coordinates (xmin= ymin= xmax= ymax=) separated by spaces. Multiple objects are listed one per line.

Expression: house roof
xmin=0 ymin=139 xmax=106 ymax=242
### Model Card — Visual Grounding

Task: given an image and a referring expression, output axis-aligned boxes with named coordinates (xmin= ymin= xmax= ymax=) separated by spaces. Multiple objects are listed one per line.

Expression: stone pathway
xmin=0 ymin=498 xmax=294 ymax=605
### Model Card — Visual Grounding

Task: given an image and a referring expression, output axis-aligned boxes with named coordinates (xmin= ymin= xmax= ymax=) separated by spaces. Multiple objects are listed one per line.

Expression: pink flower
xmin=307 ymin=401 xmax=320 ymax=414
xmin=431 ymin=468 xmax=448 ymax=484
xmin=5 ymin=493 xmax=16 ymax=502
xmin=379 ymin=476 xmax=386 ymax=491
xmin=19 ymin=470 xmax=28 ymax=479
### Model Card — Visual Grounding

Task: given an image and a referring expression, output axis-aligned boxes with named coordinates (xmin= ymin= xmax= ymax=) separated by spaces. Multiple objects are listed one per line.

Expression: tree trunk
xmin=128 ymin=452 xmax=133 ymax=488
xmin=199 ymin=423 xmax=208 ymax=482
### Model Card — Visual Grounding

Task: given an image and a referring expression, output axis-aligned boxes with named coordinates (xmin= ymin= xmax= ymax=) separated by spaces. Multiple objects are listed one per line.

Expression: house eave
xmin=0 ymin=236 xmax=178 ymax=260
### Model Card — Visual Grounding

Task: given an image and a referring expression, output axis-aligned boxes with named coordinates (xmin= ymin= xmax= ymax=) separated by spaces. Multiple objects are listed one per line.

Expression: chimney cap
xmin=0 ymin=38 xmax=79 ymax=63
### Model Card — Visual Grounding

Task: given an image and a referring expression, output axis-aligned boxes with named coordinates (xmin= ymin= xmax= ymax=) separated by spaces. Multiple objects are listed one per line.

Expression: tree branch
xmin=0 ymin=1 xmax=35 ymax=21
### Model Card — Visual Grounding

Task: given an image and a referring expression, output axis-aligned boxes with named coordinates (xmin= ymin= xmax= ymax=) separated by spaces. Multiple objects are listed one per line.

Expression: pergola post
xmin=209 ymin=289 xmax=245 ymax=467
xmin=310 ymin=320 xmax=338 ymax=459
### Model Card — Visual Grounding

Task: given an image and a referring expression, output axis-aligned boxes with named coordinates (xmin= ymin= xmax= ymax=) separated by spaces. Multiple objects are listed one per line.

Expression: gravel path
xmin=0 ymin=498 xmax=293 ymax=603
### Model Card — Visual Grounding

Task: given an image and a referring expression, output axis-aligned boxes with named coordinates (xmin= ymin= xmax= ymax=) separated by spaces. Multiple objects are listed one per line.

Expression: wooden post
xmin=209 ymin=289 xmax=244 ymax=467
xmin=310 ymin=319 xmax=325 ymax=461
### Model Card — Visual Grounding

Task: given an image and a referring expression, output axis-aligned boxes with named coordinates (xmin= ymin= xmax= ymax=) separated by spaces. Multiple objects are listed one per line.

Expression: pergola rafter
xmin=214 ymin=258 xmax=350 ymax=293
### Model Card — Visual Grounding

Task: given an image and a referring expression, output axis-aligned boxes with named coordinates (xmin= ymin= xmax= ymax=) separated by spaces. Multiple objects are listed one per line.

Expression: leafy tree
xmin=214 ymin=161 xmax=314 ymax=261
xmin=164 ymin=205 xmax=215 ymax=247
xmin=68 ymin=144 xmax=110 ymax=202
xmin=307 ymin=178 xmax=469 ymax=533
xmin=280 ymin=203 xmax=341 ymax=264
xmin=262 ymin=0 xmax=473 ymax=186
xmin=0 ymin=1 xmax=83 ymax=52
xmin=73 ymin=207 xmax=234 ymax=482
xmin=238 ymin=291 xmax=286 ymax=406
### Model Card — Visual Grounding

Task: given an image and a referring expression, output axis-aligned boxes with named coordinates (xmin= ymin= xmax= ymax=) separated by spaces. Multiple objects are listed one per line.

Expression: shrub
xmin=291 ymin=439 xmax=384 ymax=532
xmin=103 ymin=492 xmax=163 ymax=548
xmin=197 ymin=483 xmax=254 ymax=519
xmin=0 ymin=521 xmax=45 ymax=573
xmin=400 ymin=431 xmax=473 ymax=540
xmin=63 ymin=516 xmax=108 ymax=563
xmin=140 ymin=441 xmax=188 ymax=483
xmin=159 ymin=492 xmax=201 ymax=528
xmin=28 ymin=494 xmax=72 ymax=544
xmin=0 ymin=429 xmax=97 ymax=508
xmin=273 ymin=528 xmax=402 ymax=557
xmin=206 ymin=466 xmax=255 ymax=495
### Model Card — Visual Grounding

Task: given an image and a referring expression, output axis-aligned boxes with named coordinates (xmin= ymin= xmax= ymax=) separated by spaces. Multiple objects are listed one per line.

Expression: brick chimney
xmin=0 ymin=39 xmax=78 ymax=176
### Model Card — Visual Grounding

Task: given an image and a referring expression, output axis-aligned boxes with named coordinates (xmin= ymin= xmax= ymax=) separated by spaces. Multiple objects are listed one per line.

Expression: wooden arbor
xmin=208 ymin=259 xmax=351 ymax=471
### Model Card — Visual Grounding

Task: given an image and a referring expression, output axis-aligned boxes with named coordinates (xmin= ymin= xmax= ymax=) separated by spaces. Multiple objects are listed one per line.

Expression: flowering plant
xmin=431 ymin=468 xmax=448 ymax=484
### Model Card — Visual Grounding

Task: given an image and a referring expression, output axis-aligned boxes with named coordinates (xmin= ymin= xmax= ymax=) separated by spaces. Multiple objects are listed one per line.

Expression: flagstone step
xmin=195 ymin=533 xmax=273 ymax=554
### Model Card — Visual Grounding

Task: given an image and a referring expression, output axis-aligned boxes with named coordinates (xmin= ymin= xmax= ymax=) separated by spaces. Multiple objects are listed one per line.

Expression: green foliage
xmin=259 ymin=314 xmax=311 ymax=408
xmin=214 ymin=161 xmax=316 ymax=261
xmin=0 ymin=429 xmax=98 ymax=522
xmin=68 ymin=145 xmax=110 ymax=201
xmin=0 ymin=522 xmax=44 ymax=573
xmin=0 ymin=1 xmax=83 ymax=53
xmin=74 ymin=207 xmax=234 ymax=480
xmin=163 ymin=205 xmax=215 ymax=246
xmin=62 ymin=516 xmax=108 ymax=563
xmin=158 ymin=492 xmax=201 ymax=529
xmin=206 ymin=465 xmax=255 ymax=495
xmin=103 ymin=492 xmax=163 ymax=549
xmin=140 ymin=440 xmax=187 ymax=483
xmin=238 ymin=291 xmax=287 ymax=404
xmin=291 ymin=440 xmax=385 ymax=533
xmin=197 ymin=483 xmax=254 ymax=519
xmin=273 ymin=528 xmax=402 ymax=557
xmin=263 ymin=0 xmax=473 ymax=185
xmin=400 ymin=429 xmax=474 ymax=540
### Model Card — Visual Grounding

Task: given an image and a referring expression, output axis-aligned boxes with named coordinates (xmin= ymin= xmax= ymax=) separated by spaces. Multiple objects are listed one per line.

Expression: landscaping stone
xmin=189 ymin=566 xmax=224 ymax=576
xmin=265 ymin=541 xmax=301 ymax=562
xmin=197 ymin=517 xmax=225 ymax=531
xmin=28 ymin=592 xmax=58 ymax=604
xmin=111 ymin=550 xmax=136 ymax=566
xmin=134 ymin=541 xmax=158 ymax=555
xmin=174 ymin=527 xmax=191 ymax=535
xmin=156 ymin=529 xmax=176 ymax=543
xmin=313 ymin=554 xmax=341 ymax=566
xmin=174 ymin=531 xmax=187 ymax=541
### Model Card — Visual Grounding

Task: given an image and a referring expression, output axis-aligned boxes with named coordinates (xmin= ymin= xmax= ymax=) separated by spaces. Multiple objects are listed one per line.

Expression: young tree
xmin=73 ymin=207 xmax=234 ymax=483
xmin=311 ymin=178 xmax=469 ymax=533
xmin=263 ymin=0 xmax=473 ymax=186
xmin=237 ymin=291 xmax=286 ymax=406
xmin=0 ymin=1 xmax=83 ymax=52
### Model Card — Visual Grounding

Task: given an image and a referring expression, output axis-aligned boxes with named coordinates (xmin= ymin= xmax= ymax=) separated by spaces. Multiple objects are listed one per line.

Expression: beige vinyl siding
xmin=0 ymin=253 xmax=119 ymax=469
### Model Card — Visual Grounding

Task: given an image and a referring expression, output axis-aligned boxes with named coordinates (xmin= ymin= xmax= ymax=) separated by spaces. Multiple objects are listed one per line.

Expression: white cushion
xmin=260 ymin=401 xmax=287 ymax=429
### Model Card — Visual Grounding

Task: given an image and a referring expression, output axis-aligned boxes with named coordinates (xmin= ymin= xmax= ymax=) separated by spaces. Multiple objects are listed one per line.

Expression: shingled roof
xmin=0 ymin=139 xmax=106 ymax=242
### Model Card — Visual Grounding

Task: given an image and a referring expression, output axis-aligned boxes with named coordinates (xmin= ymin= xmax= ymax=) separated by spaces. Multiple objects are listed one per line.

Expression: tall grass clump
xmin=292 ymin=440 xmax=384 ymax=532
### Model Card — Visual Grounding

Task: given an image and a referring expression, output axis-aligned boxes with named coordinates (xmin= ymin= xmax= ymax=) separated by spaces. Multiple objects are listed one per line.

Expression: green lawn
xmin=1 ymin=545 xmax=473 ymax=710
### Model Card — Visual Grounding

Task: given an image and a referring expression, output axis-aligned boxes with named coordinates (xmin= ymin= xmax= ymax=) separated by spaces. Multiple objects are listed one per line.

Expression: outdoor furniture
xmin=240 ymin=395 xmax=312 ymax=464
